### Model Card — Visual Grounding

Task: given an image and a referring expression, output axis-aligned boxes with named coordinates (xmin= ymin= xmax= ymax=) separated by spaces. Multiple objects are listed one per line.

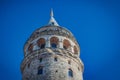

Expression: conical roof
xmin=48 ymin=9 xmax=59 ymax=26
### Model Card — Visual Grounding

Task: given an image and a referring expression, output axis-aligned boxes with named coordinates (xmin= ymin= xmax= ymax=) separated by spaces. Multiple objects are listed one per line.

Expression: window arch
xmin=63 ymin=39 xmax=71 ymax=50
xmin=37 ymin=38 xmax=45 ymax=49
xmin=37 ymin=66 xmax=43 ymax=75
xmin=74 ymin=46 xmax=78 ymax=55
xmin=50 ymin=37 xmax=59 ymax=48
xmin=28 ymin=43 xmax=33 ymax=52
xmin=68 ymin=69 xmax=73 ymax=77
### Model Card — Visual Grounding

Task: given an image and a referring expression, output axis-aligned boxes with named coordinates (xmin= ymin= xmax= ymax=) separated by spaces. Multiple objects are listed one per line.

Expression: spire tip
xmin=48 ymin=8 xmax=59 ymax=26
xmin=50 ymin=8 xmax=53 ymax=17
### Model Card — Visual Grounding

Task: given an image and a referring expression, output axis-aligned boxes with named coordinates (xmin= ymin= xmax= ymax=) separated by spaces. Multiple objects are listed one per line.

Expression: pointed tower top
xmin=48 ymin=9 xmax=59 ymax=26
xmin=50 ymin=8 xmax=53 ymax=17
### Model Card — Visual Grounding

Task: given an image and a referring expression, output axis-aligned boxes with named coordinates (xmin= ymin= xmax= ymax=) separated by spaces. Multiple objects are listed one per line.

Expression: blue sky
xmin=0 ymin=0 xmax=120 ymax=80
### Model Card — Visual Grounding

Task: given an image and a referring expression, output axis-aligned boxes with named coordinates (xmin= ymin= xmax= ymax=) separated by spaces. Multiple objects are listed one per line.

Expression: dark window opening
xmin=36 ymin=32 xmax=39 ymax=34
xmin=39 ymin=58 xmax=42 ymax=62
xmin=28 ymin=63 xmax=30 ymax=68
xmin=78 ymin=67 xmax=80 ymax=71
xmin=40 ymin=44 xmax=45 ymax=49
xmin=63 ymin=39 xmax=71 ymax=50
xmin=52 ymin=22 xmax=54 ymax=25
xmin=51 ymin=43 xmax=57 ymax=48
xmin=63 ymin=46 xmax=67 ymax=49
xmin=38 ymin=66 xmax=43 ymax=75
xmin=55 ymin=70 xmax=58 ymax=73
xmin=68 ymin=61 xmax=71 ymax=64
xmin=68 ymin=69 xmax=73 ymax=77
xmin=54 ymin=57 xmax=57 ymax=61
xmin=37 ymin=38 xmax=45 ymax=49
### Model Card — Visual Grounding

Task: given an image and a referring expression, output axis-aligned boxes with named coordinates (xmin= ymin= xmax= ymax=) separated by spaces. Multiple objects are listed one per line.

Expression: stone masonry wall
xmin=22 ymin=52 xmax=83 ymax=80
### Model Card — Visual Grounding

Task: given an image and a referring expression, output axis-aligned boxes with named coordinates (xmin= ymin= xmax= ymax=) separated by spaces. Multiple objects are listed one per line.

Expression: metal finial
xmin=48 ymin=8 xmax=59 ymax=26
xmin=50 ymin=8 xmax=53 ymax=17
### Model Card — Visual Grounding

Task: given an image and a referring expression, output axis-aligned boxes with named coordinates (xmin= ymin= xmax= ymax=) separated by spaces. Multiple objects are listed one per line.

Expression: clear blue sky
xmin=0 ymin=0 xmax=120 ymax=80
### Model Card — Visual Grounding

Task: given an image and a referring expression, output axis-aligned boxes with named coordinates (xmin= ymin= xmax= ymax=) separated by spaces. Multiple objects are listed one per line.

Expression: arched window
xmin=50 ymin=37 xmax=59 ymax=48
xmin=28 ymin=43 xmax=33 ymax=52
xmin=37 ymin=38 xmax=45 ymax=49
xmin=63 ymin=39 xmax=71 ymax=50
xmin=68 ymin=69 xmax=73 ymax=77
xmin=74 ymin=46 xmax=78 ymax=55
xmin=37 ymin=66 xmax=43 ymax=75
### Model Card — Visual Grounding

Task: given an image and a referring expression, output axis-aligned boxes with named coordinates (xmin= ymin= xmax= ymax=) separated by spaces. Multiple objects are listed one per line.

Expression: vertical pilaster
xmin=33 ymin=42 xmax=39 ymax=50
xmin=71 ymin=45 xmax=74 ymax=53
xmin=59 ymin=38 xmax=63 ymax=48
xmin=46 ymin=37 xmax=51 ymax=47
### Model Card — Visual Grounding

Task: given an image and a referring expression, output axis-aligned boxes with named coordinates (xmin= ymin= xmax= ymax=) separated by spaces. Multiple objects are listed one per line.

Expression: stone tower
xmin=21 ymin=9 xmax=84 ymax=80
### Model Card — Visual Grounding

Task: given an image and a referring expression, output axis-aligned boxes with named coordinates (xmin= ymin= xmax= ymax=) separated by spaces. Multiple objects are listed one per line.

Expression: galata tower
xmin=21 ymin=9 xmax=84 ymax=80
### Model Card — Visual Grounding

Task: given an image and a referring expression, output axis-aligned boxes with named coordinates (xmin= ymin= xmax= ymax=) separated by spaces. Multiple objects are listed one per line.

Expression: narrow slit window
xmin=78 ymin=67 xmax=80 ymax=71
xmin=68 ymin=60 xmax=71 ymax=64
xmin=39 ymin=58 xmax=42 ymax=62
xmin=54 ymin=57 xmax=57 ymax=61
xmin=28 ymin=62 xmax=31 ymax=68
